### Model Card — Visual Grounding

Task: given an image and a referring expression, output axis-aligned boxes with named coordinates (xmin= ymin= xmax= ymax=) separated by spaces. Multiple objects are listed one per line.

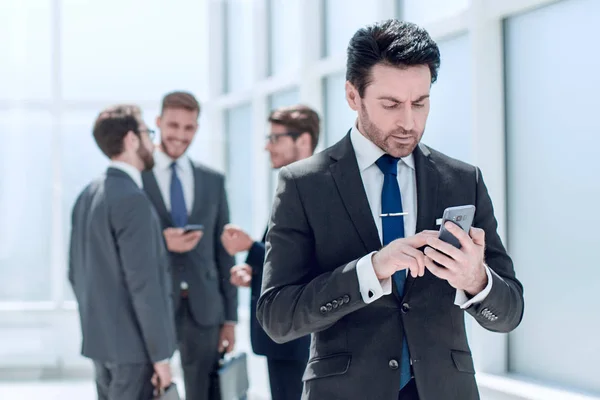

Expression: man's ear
xmin=123 ymin=130 xmax=139 ymax=152
xmin=297 ymin=132 xmax=312 ymax=150
xmin=346 ymin=81 xmax=360 ymax=111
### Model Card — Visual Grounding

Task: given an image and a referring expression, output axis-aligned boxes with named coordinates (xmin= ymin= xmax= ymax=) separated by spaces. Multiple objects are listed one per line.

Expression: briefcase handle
xmin=154 ymin=376 xmax=165 ymax=397
xmin=153 ymin=376 xmax=174 ymax=397
xmin=217 ymin=351 xmax=227 ymax=367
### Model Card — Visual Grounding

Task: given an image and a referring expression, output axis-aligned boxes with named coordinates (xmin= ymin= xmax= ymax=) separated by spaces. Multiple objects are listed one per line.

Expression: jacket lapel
xmin=403 ymin=143 xmax=439 ymax=297
xmin=188 ymin=161 xmax=205 ymax=222
xmin=141 ymin=171 xmax=172 ymax=226
xmin=329 ymin=133 xmax=382 ymax=253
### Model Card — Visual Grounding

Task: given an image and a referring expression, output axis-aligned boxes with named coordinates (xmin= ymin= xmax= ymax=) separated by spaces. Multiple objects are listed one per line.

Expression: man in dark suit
xmin=220 ymin=105 xmax=320 ymax=400
xmin=256 ymin=20 xmax=525 ymax=400
xmin=69 ymin=105 xmax=177 ymax=400
xmin=141 ymin=91 xmax=237 ymax=400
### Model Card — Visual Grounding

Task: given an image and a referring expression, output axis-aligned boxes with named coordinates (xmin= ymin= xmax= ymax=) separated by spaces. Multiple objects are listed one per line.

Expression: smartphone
xmin=183 ymin=224 xmax=204 ymax=233
xmin=438 ymin=205 xmax=476 ymax=248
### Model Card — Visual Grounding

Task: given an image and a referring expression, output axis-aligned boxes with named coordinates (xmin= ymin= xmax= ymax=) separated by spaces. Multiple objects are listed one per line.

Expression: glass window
xmin=225 ymin=104 xmax=253 ymax=310
xmin=268 ymin=0 xmax=301 ymax=76
xmin=0 ymin=0 xmax=52 ymax=101
xmin=322 ymin=0 xmax=379 ymax=58
xmin=505 ymin=0 xmax=600 ymax=394
xmin=0 ymin=110 xmax=54 ymax=301
xmin=323 ymin=72 xmax=356 ymax=146
xmin=267 ymin=88 xmax=301 ymax=198
xmin=399 ymin=0 xmax=469 ymax=25
xmin=269 ymin=88 xmax=300 ymax=111
xmin=225 ymin=0 xmax=254 ymax=93
xmin=61 ymin=0 xmax=207 ymax=101
xmin=421 ymin=34 xmax=472 ymax=163
xmin=225 ymin=104 xmax=254 ymax=252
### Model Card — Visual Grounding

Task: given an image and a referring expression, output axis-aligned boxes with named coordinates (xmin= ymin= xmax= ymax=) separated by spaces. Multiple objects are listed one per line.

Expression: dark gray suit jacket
xmin=142 ymin=161 xmax=237 ymax=326
xmin=69 ymin=167 xmax=177 ymax=364
xmin=257 ymin=135 xmax=525 ymax=400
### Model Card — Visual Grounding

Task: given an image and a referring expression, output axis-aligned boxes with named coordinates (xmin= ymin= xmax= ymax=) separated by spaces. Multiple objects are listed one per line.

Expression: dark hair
xmin=268 ymin=104 xmax=321 ymax=151
xmin=161 ymin=91 xmax=201 ymax=115
xmin=93 ymin=104 xmax=142 ymax=158
xmin=346 ymin=19 xmax=441 ymax=97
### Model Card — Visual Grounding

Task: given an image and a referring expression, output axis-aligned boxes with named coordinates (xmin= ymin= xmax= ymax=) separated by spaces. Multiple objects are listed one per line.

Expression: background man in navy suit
xmin=221 ymin=105 xmax=320 ymax=400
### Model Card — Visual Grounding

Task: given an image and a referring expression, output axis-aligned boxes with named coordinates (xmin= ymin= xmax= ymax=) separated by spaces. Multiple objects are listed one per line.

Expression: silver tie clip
xmin=380 ymin=212 xmax=408 ymax=217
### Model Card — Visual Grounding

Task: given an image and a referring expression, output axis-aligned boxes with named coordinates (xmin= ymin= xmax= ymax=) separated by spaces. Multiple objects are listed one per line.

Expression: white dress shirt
xmin=351 ymin=125 xmax=492 ymax=309
xmin=109 ymin=161 xmax=143 ymax=188
xmin=152 ymin=150 xmax=195 ymax=214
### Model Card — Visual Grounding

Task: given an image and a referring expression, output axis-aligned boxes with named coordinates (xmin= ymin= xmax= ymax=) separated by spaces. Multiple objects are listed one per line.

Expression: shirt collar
xmin=109 ymin=161 xmax=143 ymax=188
xmin=154 ymin=149 xmax=190 ymax=173
xmin=350 ymin=124 xmax=415 ymax=171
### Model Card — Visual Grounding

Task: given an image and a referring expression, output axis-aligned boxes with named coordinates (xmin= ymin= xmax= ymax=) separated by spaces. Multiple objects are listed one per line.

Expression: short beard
xmin=138 ymin=145 xmax=155 ymax=170
xmin=359 ymin=102 xmax=420 ymax=158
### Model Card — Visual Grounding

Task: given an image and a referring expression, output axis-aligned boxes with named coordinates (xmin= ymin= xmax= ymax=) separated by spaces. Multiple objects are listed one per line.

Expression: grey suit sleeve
xmin=465 ymin=168 xmax=525 ymax=332
xmin=68 ymin=201 xmax=78 ymax=289
xmin=113 ymin=192 xmax=175 ymax=363
xmin=214 ymin=176 xmax=238 ymax=322
xmin=257 ymin=167 xmax=368 ymax=344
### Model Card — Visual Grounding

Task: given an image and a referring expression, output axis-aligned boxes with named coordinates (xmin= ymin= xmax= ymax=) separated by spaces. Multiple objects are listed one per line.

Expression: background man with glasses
xmin=69 ymin=104 xmax=176 ymax=400
xmin=221 ymin=104 xmax=320 ymax=400
xmin=142 ymin=91 xmax=237 ymax=400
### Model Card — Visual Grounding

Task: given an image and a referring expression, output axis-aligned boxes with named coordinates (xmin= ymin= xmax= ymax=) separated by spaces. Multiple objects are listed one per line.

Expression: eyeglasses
xmin=265 ymin=132 xmax=301 ymax=144
xmin=139 ymin=128 xmax=156 ymax=141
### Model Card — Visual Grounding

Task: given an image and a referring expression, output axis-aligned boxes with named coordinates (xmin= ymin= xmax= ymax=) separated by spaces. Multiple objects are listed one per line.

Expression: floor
xmin=0 ymin=315 xmax=271 ymax=400
xmin=0 ymin=375 xmax=268 ymax=400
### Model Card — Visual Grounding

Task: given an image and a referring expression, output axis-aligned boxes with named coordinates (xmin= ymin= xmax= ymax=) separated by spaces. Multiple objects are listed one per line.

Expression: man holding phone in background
xmin=142 ymin=91 xmax=237 ymax=400
xmin=256 ymin=20 xmax=524 ymax=400
xmin=221 ymin=105 xmax=319 ymax=400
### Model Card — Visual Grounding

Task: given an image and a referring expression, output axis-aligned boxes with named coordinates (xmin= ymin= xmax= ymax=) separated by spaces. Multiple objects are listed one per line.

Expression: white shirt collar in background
xmin=109 ymin=160 xmax=142 ymax=188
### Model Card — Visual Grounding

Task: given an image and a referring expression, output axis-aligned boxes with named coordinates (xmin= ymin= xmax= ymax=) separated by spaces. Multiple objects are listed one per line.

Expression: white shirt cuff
xmin=356 ymin=251 xmax=392 ymax=304
xmin=454 ymin=264 xmax=493 ymax=309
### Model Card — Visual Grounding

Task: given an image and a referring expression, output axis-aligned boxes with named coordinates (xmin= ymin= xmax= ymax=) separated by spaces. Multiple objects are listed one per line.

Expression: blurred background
xmin=0 ymin=0 xmax=599 ymax=399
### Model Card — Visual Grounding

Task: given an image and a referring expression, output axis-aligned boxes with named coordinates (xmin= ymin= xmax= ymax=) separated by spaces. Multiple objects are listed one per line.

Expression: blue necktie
xmin=170 ymin=162 xmax=188 ymax=227
xmin=375 ymin=154 xmax=412 ymax=389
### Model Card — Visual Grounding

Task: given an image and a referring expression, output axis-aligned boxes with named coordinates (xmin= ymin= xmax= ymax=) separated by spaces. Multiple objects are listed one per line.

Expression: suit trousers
xmin=266 ymin=358 xmax=306 ymax=400
xmin=176 ymin=298 xmax=221 ymax=400
xmin=398 ymin=379 xmax=419 ymax=400
xmin=93 ymin=361 xmax=154 ymax=400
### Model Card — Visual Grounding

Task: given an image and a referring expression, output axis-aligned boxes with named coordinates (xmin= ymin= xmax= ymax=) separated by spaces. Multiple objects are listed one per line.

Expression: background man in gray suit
xmin=221 ymin=105 xmax=320 ymax=400
xmin=142 ymin=91 xmax=237 ymax=400
xmin=69 ymin=105 xmax=177 ymax=400
xmin=257 ymin=20 xmax=524 ymax=400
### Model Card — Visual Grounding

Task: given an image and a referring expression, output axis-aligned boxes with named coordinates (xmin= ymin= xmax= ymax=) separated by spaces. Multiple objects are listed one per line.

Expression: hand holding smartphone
xmin=438 ymin=205 xmax=475 ymax=249
xmin=183 ymin=224 xmax=204 ymax=234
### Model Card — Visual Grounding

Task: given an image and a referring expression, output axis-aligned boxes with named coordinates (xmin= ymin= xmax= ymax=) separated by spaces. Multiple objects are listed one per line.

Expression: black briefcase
xmin=209 ymin=352 xmax=249 ymax=400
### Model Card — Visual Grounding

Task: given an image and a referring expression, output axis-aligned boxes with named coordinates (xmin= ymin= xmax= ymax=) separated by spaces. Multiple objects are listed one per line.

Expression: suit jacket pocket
xmin=204 ymin=262 xmax=218 ymax=280
xmin=302 ymin=353 xmax=351 ymax=382
xmin=451 ymin=350 xmax=475 ymax=374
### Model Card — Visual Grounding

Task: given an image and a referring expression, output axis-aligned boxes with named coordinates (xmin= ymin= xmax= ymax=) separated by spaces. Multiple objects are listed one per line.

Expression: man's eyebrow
xmin=376 ymin=94 xmax=430 ymax=102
